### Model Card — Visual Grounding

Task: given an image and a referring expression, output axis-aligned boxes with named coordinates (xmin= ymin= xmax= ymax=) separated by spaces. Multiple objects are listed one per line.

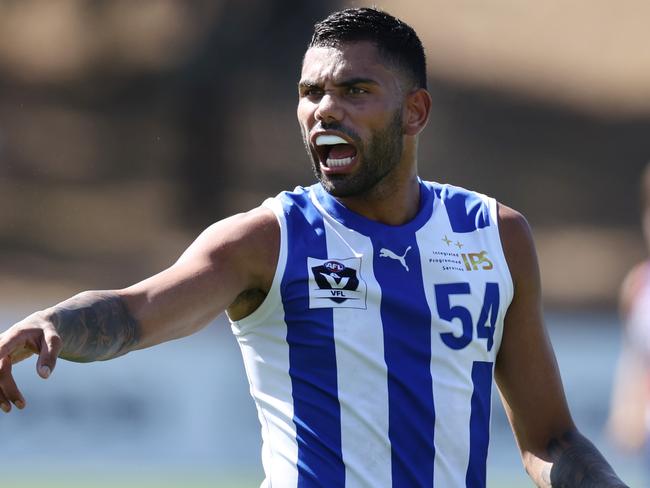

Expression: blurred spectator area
xmin=1 ymin=0 xmax=650 ymax=308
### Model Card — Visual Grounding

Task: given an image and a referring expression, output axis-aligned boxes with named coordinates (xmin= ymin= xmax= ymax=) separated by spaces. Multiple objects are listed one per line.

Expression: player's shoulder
xmin=270 ymin=184 xmax=320 ymax=213
xmin=179 ymin=205 xmax=279 ymax=270
xmin=495 ymin=202 xmax=538 ymax=285
xmin=497 ymin=202 xmax=532 ymax=239
xmin=227 ymin=205 xmax=279 ymax=237
xmin=424 ymin=181 xmax=493 ymax=232
xmin=425 ymin=180 xmax=490 ymax=204
xmin=216 ymin=205 xmax=279 ymax=256
xmin=620 ymin=260 xmax=650 ymax=317
xmin=422 ymin=180 xmax=531 ymax=242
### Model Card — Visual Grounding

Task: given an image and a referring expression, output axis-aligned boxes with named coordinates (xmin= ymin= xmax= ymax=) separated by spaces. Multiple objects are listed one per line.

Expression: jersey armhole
xmin=229 ymin=197 xmax=288 ymax=335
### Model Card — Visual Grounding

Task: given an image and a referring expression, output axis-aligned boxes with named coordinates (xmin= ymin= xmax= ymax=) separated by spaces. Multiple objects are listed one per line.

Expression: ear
xmin=403 ymin=88 xmax=432 ymax=136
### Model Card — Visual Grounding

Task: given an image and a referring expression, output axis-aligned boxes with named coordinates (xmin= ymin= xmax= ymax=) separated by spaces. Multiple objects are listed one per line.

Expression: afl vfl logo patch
xmin=308 ymin=257 xmax=367 ymax=309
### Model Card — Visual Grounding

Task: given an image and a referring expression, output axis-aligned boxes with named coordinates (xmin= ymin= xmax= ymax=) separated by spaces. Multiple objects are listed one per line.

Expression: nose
xmin=314 ymin=93 xmax=344 ymax=123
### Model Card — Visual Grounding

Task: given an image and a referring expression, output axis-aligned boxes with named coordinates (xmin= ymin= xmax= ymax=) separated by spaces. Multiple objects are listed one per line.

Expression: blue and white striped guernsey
xmin=229 ymin=180 xmax=514 ymax=488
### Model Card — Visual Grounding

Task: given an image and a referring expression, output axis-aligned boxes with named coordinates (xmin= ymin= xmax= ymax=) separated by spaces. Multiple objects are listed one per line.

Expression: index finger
xmin=36 ymin=327 xmax=62 ymax=379
xmin=0 ymin=357 xmax=26 ymax=412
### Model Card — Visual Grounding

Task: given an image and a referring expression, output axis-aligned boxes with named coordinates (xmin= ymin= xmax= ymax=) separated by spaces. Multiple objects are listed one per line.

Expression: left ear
xmin=403 ymin=88 xmax=432 ymax=136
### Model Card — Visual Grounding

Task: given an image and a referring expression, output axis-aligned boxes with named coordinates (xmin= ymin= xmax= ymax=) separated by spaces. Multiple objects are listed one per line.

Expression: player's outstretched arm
xmin=495 ymin=203 xmax=628 ymax=488
xmin=0 ymin=206 xmax=278 ymax=413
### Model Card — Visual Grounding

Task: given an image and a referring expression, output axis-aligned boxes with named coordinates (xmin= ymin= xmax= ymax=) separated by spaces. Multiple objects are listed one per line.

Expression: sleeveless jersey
xmin=229 ymin=181 xmax=514 ymax=488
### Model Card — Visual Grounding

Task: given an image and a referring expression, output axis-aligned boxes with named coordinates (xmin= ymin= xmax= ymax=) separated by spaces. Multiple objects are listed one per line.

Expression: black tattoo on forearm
xmin=547 ymin=430 xmax=628 ymax=487
xmin=49 ymin=291 xmax=140 ymax=362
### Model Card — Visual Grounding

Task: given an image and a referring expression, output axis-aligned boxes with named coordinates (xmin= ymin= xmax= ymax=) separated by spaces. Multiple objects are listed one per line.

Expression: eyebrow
xmin=298 ymin=77 xmax=380 ymax=90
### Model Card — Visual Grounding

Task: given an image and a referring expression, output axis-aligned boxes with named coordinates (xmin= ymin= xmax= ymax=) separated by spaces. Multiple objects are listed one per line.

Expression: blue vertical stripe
xmin=280 ymin=190 xmax=345 ymax=487
xmin=466 ymin=361 xmax=493 ymax=488
xmin=371 ymin=234 xmax=435 ymax=488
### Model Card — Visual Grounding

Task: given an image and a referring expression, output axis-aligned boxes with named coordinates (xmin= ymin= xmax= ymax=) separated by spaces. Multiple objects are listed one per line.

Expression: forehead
xmin=300 ymin=41 xmax=398 ymax=85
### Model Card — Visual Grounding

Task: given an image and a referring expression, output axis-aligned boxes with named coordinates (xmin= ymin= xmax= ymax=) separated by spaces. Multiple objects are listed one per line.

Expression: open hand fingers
xmin=0 ymin=315 xmax=62 ymax=412
xmin=0 ymin=314 xmax=61 ymax=379
xmin=0 ymin=357 xmax=25 ymax=413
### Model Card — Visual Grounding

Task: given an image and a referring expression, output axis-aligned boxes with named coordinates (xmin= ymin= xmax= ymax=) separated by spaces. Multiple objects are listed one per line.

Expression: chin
xmin=317 ymin=176 xmax=348 ymax=196
xmin=318 ymin=176 xmax=372 ymax=199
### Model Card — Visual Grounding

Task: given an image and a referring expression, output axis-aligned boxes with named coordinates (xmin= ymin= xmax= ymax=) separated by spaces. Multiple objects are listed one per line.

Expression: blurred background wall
xmin=1 ymin=0 xmax=650 ymax=307
xmin=1 ymin=1 xmax=649 ymax=486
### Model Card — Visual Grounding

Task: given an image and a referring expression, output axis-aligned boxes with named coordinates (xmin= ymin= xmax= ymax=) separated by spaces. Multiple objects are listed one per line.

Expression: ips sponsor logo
xmin=461 ymin=251 xmax=493 ymax=271
xmin=308 ymin=257 xmax=367 ymax=309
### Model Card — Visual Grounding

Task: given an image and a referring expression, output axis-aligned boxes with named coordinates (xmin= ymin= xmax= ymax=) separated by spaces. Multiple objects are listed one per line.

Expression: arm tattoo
xmin=548 ymin=430 xmax=628 ymax=487
xmin=48 ymin=291 xmax=140 ymax=362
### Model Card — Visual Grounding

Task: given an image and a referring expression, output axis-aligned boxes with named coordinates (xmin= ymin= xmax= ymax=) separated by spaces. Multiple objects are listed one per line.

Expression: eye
xmin=347 ymin=86 xmax=368 ymax=95
xmin=301 ymin=86 xmax=323 ymax=99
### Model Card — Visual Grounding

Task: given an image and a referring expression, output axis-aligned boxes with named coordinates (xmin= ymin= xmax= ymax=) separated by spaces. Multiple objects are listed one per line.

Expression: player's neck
xmin=336 ymin=166 xmax=421 ymax=226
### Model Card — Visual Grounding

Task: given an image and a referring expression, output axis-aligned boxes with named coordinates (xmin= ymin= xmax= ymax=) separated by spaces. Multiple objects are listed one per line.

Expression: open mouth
xmin=314 ymin=134 xmax=358 ymax=171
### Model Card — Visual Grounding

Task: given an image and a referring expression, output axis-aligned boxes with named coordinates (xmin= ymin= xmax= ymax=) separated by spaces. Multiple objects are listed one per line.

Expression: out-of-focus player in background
xmin=608 ymin=162 xmax=650 ymax=457
xmin=0 ymin=7 xmax=629 ymax=488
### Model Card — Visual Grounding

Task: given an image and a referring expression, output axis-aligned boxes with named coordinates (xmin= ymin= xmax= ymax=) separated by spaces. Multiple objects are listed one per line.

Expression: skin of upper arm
xmin=494 ymin=203 xmax=575 ymax=467
xmin=117 ymin=205 xmax=279 ymax=349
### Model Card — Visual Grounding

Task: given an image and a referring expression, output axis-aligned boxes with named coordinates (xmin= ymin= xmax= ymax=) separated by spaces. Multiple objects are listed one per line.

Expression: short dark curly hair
xmin=309 ymin=7 xmax=427 ymax=90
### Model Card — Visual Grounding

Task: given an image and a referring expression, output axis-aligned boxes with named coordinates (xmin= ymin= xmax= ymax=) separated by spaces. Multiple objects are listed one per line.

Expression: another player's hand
xmin=0 ymin=311 xmax=62 ymax=412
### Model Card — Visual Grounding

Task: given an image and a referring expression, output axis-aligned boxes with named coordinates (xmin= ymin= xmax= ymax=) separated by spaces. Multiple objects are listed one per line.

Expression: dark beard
xmin=305 ymin=110 xmax=404 ymax=198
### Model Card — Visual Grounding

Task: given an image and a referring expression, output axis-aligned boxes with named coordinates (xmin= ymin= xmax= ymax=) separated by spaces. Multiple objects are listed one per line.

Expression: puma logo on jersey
xmin=379 ymin=246 xmax=412 ymax=272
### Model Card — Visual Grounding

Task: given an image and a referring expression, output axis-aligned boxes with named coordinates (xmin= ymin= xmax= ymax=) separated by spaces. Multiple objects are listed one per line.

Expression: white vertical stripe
xmin=236 ymin=332 xmax=299 ymax=488
xmin=417 ymin=215 xmax=474 ymax=487
xmin=231 ymin=197 xmax=300 ymax=488
xmin=416 ymin=193 xmax=513 ymax=486
xmin=322 ymin=216 xmax=393 ymax=487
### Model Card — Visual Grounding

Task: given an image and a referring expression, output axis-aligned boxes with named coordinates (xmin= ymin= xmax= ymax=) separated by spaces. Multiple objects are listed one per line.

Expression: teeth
xmin=316 ymin=134 xmax=347 ymax=146
xmin=326 ymin=156 xmax=353 ymax=167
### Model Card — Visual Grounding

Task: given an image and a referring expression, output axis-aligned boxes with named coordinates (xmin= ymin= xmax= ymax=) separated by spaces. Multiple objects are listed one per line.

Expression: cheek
xmin=297 ymin=101 xmax=315 ymax=128
xmin=356 ymin=103 xmax=398 ymax=128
